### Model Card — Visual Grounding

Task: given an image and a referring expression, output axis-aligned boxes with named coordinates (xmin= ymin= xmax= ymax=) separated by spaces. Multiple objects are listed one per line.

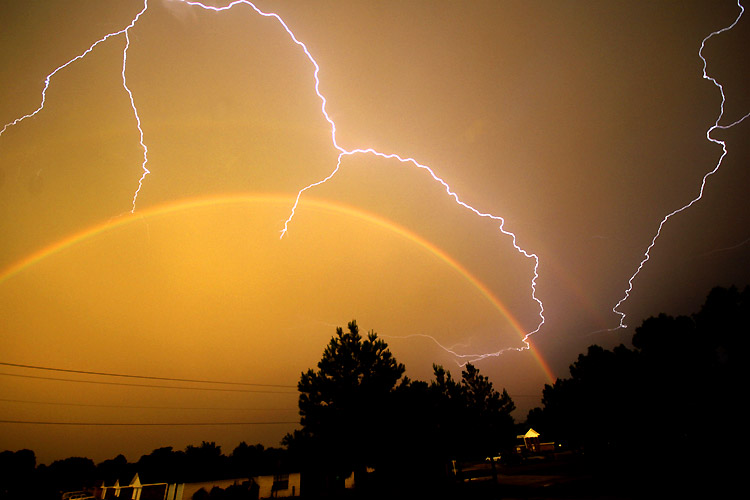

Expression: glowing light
xmin=0 ymin=1 xmax=149 ymax=138
xmin=122 ymin=4 xmax=151 ymax=213
xmin=0 ymin=194 xmax=519 ymax=330
xmin=0 ymin=194 xmax=554 ymax=383
xmin=0 ymin=0 xmax=151 ymax=211
xmin=0 ymin=0 xmax=543 ymax=364
xmin=176 ymin=1 xmax=545 ymax=355
xmin=611 ymin=0 xmax=750 ymax=330
xmin=2 ymin=0 xmax=743 ymax=366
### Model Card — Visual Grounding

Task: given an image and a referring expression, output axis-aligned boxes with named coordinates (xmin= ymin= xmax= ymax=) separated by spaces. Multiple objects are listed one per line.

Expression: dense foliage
xmin=0 ymin=442 xmax=290 ymax=500
xmin=526 ymin=285 xmax=748 ymax=488
xmin=292 ymin=320 xmax=405 ymax=482
xmin=284 ymin=320 xmax=516 ymax=494
xmin=3 ymin=285 xmax=745 ymax=498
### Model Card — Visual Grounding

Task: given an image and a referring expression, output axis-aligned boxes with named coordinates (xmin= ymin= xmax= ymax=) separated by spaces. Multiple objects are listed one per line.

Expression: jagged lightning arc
xmin=0 ymin=0 xmax=544 ymax=362
xmin=0 ymin=1 xmax=151 ymax=214
xmin=1 ymin=1 xmax=745 ymax=362
xmin=122 ymin=5 xmax=151 ymax=214
xmin=179 ymin=0 xmax=546 ymax=361
xmin=611 ymin=0 xmax=750 ymax=330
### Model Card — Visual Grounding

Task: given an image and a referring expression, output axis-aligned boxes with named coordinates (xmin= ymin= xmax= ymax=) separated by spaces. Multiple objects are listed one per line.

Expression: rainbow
xmin=0 ymin=194 xmax=556 ymax=383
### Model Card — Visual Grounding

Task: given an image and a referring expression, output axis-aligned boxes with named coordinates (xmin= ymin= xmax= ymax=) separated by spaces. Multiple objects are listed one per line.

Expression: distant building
xmin=98 ymin=473 xmax=172 ymax=499
xmin=61 ymin=492 xmax=95 ymax=500
xmin=95 ymin=472 xmax=301 ymax=499
xmin=517 ymin=428 xmax=541 ymax=453
xmin=515 ymin=428 xmax=558 ymax=456
xmin=253 ymin=472 xmax=301 ymax=498
xmin=179 ymin=477 xmax=251 ymax=500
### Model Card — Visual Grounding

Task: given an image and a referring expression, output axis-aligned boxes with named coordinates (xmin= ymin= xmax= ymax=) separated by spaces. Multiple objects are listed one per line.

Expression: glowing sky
xmin=1 ymin=0 xmax=748 ymax=464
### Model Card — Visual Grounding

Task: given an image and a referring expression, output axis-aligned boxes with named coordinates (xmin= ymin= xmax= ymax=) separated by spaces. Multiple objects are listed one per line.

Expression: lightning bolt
xmin=611 ymin=0 xmax=750 ymax=330
xmin=122 ymin=4 xmax=151 ymax=214
xmin=0 ymin=0 xmax=544 ymax=362
xmin=1 ymin=1 xmax=150 ymax=212
xmin=162 ymin=1 xmax=547 ymax=359
xmin=2 ymin=1 xmax=745 ymax=365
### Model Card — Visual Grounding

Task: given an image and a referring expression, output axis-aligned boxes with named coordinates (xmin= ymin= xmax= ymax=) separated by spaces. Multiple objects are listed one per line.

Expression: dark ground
xmin=458 ymin=454 xmax=631 ymax=500
xmin=453 ymin=452 xmax=730 ymax=500
xmin=305 ymin=451 xmax=732 ymax=499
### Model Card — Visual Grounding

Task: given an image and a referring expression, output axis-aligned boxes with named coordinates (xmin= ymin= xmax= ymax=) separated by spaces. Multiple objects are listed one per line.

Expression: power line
xmin=0 ymin=361 xmax=295 ymax=388
xmin=0 ymin=398 xmax=298 ymax=412
xmin=0 ymin=372 xmax=297 ymax=394
xmin=0 ymin=363 xmax=540 ymax=400
xmin=0 ymin=420 xmax=298 ymax=426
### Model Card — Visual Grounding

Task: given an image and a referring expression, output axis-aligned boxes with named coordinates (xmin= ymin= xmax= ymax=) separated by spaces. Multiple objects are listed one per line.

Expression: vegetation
xmin=1 ymin=285 xmax=745 ymax=498
xmin=0 ymin=442 xmax=290 ymax=500
xmin=285 ymin=320 xmax=406 ymax=486
xmin=526 ymin=285 xmax=748 ymax=494
xmin=283 ymin=320 xmax=516 ymax=494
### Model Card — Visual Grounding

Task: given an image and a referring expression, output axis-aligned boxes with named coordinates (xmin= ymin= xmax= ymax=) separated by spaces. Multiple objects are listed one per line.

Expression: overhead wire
xmin=0 ymin=372 xmax=297 ymax=394
xmin=0 ymin=398 xmax=298 ymax=411
xmin=0 ymin=361 xmax=295 ymax=388
xmin=0 ymin=364 xmax=300 ymax=426
xmin=0 ymin=420 xmax=298 ymax=426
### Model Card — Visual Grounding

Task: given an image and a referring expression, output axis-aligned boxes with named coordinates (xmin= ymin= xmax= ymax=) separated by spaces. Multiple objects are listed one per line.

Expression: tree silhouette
xmin=459 ymin=363 xmax=516 ymax=457
xmin=39 ymin=456 xmax=96 ymax=496
xmin=525 ymin=285 xmax=748 ymax=495
xmin=287 ymin=320 xmax=405 ymax=490
xmin=0 ymin=449 xmax=36 ymax=500
xmin=185 ymin=442 xmax=227 ymax=482
xmin=380 ymin=362 xmax=515 ymax=492
xmin=135 ymin=447 xmax=185 ymax=484
xmin=286 ymin=320 xmax=519 ymax=494
xmin=96 ymin=453 xmax=134 ymax=486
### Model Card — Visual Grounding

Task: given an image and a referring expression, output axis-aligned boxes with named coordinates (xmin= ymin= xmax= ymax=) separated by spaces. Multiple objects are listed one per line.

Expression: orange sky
xmin=1 ymin=0 xmax=748 ymax=464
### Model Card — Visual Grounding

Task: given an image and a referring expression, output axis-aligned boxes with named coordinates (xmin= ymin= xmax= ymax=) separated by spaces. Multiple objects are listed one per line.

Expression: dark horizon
xmin=2 ymin=283 xmax=745 ymax=500
xmin=1 ymin=0 xmax=748 ymax=465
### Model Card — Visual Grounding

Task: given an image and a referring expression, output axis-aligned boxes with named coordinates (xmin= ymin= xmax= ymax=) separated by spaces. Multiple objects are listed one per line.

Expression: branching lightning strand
xmin=0 ymin=1 xmax=149 ymax=141
xmin=0 ymin=0 xmax=543 ymax=364
xmin=122 ymin=3 xmax=151 ymax=213
xmin=168 ymin=1 xmax=546 ymax=363
xmin=610 ymin=0 xmax=750 ymax=330
xmin=3 ymin=1 xmax=745 ymax=363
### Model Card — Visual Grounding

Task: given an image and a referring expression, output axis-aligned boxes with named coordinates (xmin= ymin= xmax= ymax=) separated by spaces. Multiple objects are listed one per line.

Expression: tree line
xmin=0 ymin=442 xmax=291 ymax=500
xmin=281 ymin=320 xmax=516 ymax=495
xmin=282 ymin=285 xmax=747 ymax=496
xmin=525 ymin=284 xmax=747 ymax=492
xmin=1 ymin=284 xmax=746 ymax=499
